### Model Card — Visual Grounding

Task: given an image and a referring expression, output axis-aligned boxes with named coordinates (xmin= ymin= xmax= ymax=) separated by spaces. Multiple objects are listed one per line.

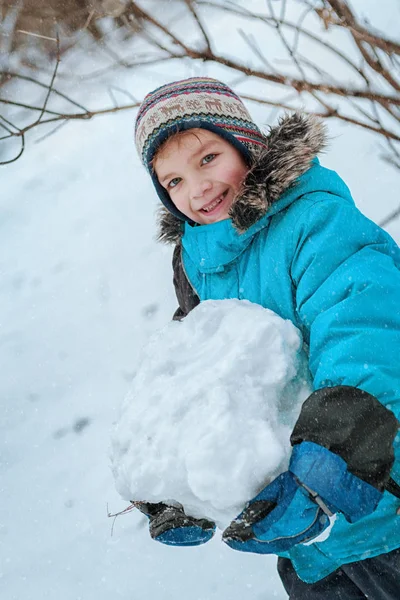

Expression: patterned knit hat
xmin=134 ymin=77 xmax=267 ymax=221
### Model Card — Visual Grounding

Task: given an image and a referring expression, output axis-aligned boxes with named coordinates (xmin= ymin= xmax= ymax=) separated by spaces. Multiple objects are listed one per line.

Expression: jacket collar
xmin=180 ymin=212 xmax=271 ymax=273
xmin=157 ymin=112 xmax=327 ymax=244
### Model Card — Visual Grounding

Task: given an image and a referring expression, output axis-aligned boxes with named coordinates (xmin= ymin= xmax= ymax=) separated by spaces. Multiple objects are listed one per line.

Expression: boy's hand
xmin=135 ymin=501 xmax=216 ymax=546
xmin=222 ymin=442 xmax=383 ymax=554
xmin=222 ymin=470 xmax=331 ymax=554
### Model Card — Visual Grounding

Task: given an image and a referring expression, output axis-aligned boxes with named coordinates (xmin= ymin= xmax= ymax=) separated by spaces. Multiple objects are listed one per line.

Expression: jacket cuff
xmin=290 ymin=386 xmax=399 ymax=489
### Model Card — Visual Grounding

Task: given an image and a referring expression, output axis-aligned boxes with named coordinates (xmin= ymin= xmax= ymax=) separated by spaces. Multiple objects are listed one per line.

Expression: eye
xmin=202 ymin=153 xmax=216 ymax=165
xmin=168 ymin=177 xmax=181 ymax=189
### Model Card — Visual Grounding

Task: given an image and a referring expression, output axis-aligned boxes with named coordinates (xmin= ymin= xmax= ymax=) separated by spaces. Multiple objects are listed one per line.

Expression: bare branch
xmin=325 ymin=0 xmax=400 ymax=55
xmin=266 ymin=0 xmax=308 ymax=81
xmin=0 ymin=100 xmax=141 ymax=143
xmin=29 ymin=31 xmax=61 ymax=126
xmin=0 ymin=98 xmax=64 ymax=115
xmin=0 ymin=133 xmax=24 ymax=165
xmin=240 ymin=93 xmax=400 ymax=142
xmin=197 ymin=0 xmax=371 ymax=85
xmin=130 ymin=1 xmax=191 ymax=55
xmin=184 ymin=0 xmax=213 ymax=55
xmin=292 ymin=5 xmax=316 ymax=55
xmin=238 ymin=29 xmax=277 ymax=73
xmin=0 ymin=116 xmax=17 ymax=135
xmin=2 ymin=0 xmax=399 ymax=170
xmin=34 ymin=118 xmax=70 ymax=144
xmin=16 ymin=29 xmax=58 ymax=42
xmin=379 ymin=204 xmax=400 ymax=228
xmin=2 ymin=72 xmax=89 ymax=112
xmin=131 ymin=3 xmax=400 ymax=107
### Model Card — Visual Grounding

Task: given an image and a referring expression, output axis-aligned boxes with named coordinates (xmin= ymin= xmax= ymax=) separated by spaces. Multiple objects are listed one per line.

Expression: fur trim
xmin=156 ymin=206 xmax=184 ymax=243
xmin=158 ymin=112 xmax=327 ymax=243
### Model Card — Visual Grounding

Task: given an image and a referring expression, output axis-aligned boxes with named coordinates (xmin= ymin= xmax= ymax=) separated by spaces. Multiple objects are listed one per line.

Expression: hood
xmin=157 ymin=112 xmax=327 ymax=244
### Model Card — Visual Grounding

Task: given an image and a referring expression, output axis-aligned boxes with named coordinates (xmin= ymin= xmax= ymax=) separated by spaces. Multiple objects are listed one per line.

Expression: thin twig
xmin=107 ymin=85 xmax=138 ymax=104
xmin=16 ymin=29 xmax=58 ymax=42
xmin=0 ymin=98 xmax=65 ymax=116
xmin=0 ymin=133 xmax=24 ymax=165
xmin=0 ymin=112 xmax=21 ymax=133
xmin=369 ymin=99 xmax=400 ymax=167
xmin=34 ymin=118 xmax=70 ymax=144
xmin=184 ymin=0 xmax=213 ymax=55
xmin=379 ymin=205 xmax=400 ymax=228
xmin=30 ymin=31 xmax=61 ymax=126
xmin=292 ymin=5 xmax=315 ymax=55
xmin=83 ymin=8 xmax=96 ymax=32
xmin=0 ymin=120 xmax=15 ymax=135
xmin=107 ymin=87 xmax=118 ymax=108
xmin=240 ymin=93 xmax=400 ymax=141
xmin=238 ymin=29 xmax=277 ymax=73
xmin=2 ymin=72 xmax=89 ymax=112
xmin=266 ymin=0 xmax=308 ymax=81
xmin=107 ymin=502 xmax=138 ymax=537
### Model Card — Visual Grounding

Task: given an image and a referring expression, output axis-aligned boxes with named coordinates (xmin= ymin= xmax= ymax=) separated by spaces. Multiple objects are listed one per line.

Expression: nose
xmin=188 ymin=175 xmax=212 ymax=201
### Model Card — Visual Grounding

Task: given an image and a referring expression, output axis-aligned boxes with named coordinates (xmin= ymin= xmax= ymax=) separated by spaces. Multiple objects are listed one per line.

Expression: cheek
xmin=171 ymin=191 xmax=191 ymax=214
xmin=172 ymin=195 xmax=185 ymax=211
xmin=226 ymin=164 xmax=248 ymax=189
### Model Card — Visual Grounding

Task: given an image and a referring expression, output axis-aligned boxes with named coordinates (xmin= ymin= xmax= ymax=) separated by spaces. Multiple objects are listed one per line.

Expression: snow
xmin=111 ymin=299 xmax=311 ymax=527
xmin=303 ymin=514 xmax=337 ymax=547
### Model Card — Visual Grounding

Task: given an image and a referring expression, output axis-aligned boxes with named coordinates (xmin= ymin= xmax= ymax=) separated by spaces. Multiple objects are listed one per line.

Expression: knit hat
xmin=134 ymin=77 xmax=267 ymax=221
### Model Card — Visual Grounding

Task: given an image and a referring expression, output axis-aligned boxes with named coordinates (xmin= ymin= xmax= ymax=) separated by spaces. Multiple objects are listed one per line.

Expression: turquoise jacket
xmin=175 ymin=157 xmax=400 ymax=583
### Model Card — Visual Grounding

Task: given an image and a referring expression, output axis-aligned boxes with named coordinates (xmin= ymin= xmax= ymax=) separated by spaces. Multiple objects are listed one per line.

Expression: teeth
xmin=202 ymin=194 xmax=224 ymax=212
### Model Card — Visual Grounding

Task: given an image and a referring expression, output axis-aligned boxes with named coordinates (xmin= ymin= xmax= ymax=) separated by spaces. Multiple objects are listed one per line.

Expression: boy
xmin=133 ymin=77 xmax=400 ymax=598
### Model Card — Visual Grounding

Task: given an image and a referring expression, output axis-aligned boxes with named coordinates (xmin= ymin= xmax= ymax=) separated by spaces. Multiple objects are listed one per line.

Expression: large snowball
xmin=110 ymin=300 xmax=312 ymax=527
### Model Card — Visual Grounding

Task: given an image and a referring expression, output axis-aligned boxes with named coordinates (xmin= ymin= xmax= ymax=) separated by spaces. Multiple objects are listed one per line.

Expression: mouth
xmin=200 ymin=190 xmax=228 ymax=215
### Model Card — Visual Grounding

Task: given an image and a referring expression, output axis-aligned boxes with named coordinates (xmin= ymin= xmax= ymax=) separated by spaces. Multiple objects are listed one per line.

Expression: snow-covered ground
xmin=1 ymin=1 xmax=399 ymax=598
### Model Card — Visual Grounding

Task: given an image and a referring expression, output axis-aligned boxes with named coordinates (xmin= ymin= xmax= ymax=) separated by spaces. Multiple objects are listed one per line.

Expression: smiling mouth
xmin=200 ymin=190 xmax=228 ymax=214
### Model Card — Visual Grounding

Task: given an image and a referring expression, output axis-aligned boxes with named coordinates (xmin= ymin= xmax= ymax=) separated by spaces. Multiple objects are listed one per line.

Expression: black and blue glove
xmin=222 ymin=441 xmax=382 ymax=553
xmin=223 ymin=386 xmax=400 ymax=554
xmin=135 ymin=501 xmax=216 ymax=546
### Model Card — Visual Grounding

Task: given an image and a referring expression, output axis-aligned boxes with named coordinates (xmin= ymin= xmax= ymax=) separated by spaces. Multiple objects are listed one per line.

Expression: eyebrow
xmin=158 ymin=139 xmax=220 ymax=185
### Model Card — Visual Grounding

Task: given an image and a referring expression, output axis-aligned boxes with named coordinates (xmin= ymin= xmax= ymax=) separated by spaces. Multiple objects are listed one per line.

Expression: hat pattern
xmin=134 ymin=77 xmax=267 ymax=220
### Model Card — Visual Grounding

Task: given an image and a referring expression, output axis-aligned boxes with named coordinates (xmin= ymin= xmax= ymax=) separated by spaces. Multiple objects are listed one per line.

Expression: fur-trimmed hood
xmin=157 ymin=112 xmax=327 ymax=244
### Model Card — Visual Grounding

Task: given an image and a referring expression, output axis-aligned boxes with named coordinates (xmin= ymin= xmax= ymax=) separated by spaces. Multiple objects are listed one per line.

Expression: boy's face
xmin=154 ymin=129 xmax=249 ymax=225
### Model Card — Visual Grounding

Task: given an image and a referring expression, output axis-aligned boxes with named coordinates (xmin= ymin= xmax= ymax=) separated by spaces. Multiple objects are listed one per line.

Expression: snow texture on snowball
xmin=110 ymin=299 xmax=312 ymax=528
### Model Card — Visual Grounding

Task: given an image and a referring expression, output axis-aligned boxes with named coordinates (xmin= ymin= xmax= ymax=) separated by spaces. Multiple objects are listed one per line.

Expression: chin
xmin=211 ymin=214 xmax=230 ymax=224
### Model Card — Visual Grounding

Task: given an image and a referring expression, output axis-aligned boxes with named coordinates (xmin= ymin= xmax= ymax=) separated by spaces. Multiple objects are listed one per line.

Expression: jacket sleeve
xmin=289 ymin=196 xmax=400 ymax=489
xmin=172 ymin=244 xmax=200 ymax=321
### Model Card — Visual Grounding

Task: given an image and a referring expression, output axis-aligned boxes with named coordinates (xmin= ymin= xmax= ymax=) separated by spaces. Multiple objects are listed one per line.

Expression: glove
xmin=222 ymin=441 xmax=383 ymax=554
xmin=135 ymin=501 xmax=216 ymax=546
